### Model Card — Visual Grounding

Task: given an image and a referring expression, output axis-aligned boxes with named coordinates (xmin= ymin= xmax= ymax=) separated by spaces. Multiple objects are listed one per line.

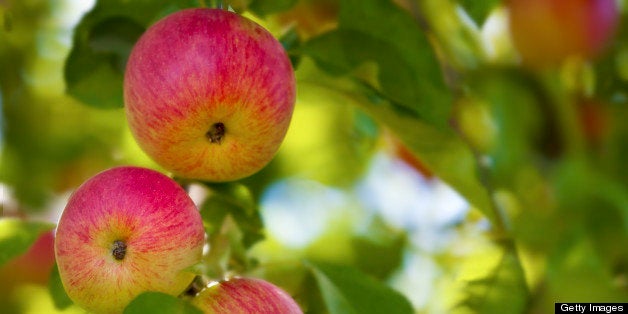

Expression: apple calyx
xmin=111 ymin=240 xmax=127 ymax=260
xmin=206 ymin=122 xmax=226 ymax=144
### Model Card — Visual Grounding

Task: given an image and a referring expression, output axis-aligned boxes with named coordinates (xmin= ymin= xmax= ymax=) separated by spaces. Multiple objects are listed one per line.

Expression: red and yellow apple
xmin=507 ymin=0 xmax=618 ymax=68
xmin=124 ymin=8 xmax=296 ymax=182
xmin=54 ymin=166 xmax=205 ymax=313
xmin=191 ymin=277 xmax=302 ymax=314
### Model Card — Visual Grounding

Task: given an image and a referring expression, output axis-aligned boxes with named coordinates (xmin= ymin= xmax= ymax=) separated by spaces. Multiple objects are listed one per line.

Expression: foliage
xmin=0 ymin=219 xmax=54 ymax=267
xmin=450 ymin=241 xmax=528 ymax=314
xmin=306 ymin=261 xmax=414 ymax=314
xmin=1 ymin=0 xmax=628 ymax=313
xmin=124 ymin=292 xmax=202 ymax=314
xmin=64 ymin=0 xmax=200 ymax=109
xmin=48 ymin=264 xmax=73 ymax=310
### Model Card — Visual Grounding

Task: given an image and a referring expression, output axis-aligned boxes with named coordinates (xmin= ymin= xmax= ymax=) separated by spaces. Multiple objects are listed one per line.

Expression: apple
xmin=54 ymin=166 xmax=205 ymax=313
xmin=507 ymin=0 xmax=618 ymax=68
xmin=0 ymin=230 xmax=55 ymax=295
xmin=191 ymin=277 xmax=302 ymax=314
xmin=124 ymin=8 xmax=296 ymax=182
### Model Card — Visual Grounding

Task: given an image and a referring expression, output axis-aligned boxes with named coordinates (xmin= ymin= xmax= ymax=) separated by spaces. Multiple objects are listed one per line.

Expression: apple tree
xmin=1 ymin=0 xmax=628 ymax=313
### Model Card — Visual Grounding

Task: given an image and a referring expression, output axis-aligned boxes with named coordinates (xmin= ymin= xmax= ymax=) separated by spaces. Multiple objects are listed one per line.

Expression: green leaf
xmin=366 ymin=98 xmax=494 ymax=220
xmin=554 ymin=159 xmax=628 ymax=230
xmin=64 ymin=0 xmax=197 ymax=109
xmin=49 ymin=263 xmax=73 ymax=310
xmin=201 ymin=215 xmax=250 ymax=278
xmin=124 ymin=292 xmax=202 ymax=314
xmin=295 ymin=61 xmax=495 ymax=221
xmin=65 ymin=16 xmax=144 ymax=109
xmin=306 ymin=261 xmax=414 ymax=314
xmin=279 ymin=26 xmax=302 ymax=69
xmin=301 ymin=0 xmax=452 ymax=128
xmin=298 ymin=0 xmax=496 ymax=219
xmin=450 ymin=242 xmax=529 ymax=314
xmin=458 ymin=0 xmax=500 ymax=25
xmin=0 ymin=218 xmax=54 ymax=267
xmin=351 ymin=216 xmax=406 ymax=280
xmin=463 ymin=69 xmax=545 ymax=185
xmin=200 ymin=182 xmax=264 ymax=248
xmin=551 ymin=159 xmax=628 ymax=268
xmin=260 ymin=74 xmax=379 ymax=188
xmin=3 ymin=10 xmax=13 ymax=32
xmin=545 ymin=235 xmax=628 ymax=302
xmin=197 ymin=182 xmax=264 ymax=276
xmin=248 ymin=0 xmax=297 ymax=16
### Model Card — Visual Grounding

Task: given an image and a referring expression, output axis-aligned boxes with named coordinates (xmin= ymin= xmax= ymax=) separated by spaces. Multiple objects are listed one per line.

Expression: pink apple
xmin=124 ymin=8 xmax=296 ymax=182
xmin=507 ymin=0 xmax=618 ymax=68
xmin=191 ymin=277 xmax=303 ymax=314
xmin=54 ymin=166 xmax=205 ymax=313
xmin=0 ymin=230 xmax=55 ymax=288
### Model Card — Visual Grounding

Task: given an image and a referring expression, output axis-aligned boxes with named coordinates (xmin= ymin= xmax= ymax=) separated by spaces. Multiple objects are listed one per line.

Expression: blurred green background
xmin=1 ymin=0 xmax=628 ymax=313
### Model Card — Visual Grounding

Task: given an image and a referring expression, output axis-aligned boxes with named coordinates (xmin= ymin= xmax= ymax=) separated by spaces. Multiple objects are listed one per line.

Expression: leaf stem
xmin=464 ymin=143 xmax=531 ymax=311
xmin=172 ymin=176 xmax=192 ymax=193
xmin=471 ymin=150 xmax=509 ymax=237
xmin=211 ymin=0 xmax=225 ymax=10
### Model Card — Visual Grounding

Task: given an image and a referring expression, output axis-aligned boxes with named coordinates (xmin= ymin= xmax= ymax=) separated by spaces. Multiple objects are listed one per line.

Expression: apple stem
xmin=112 ymin=240 xmax=127 ymax=260
xmin=181 ymin=275 xmax=207 ymax=297
xmin=206 ymin=122 xmax=226 ymax=144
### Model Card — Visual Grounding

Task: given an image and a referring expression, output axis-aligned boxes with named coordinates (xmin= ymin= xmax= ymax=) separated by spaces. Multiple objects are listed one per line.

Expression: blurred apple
xmin=507 ymin=0 xmax=619 ymax=68
xmin=0 ymin=229 xmax=55 ymax=313
xmin=0 ymin=230 xmax=55 ymax=288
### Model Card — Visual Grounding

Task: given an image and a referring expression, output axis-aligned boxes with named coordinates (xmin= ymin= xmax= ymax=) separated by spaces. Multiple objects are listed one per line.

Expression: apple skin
xmin=54 ymin=166 xmax=205 ymax=313
xmin=124 ymin=8 xmax=296 ymax=182
xmin=507 ymin=0 xmax=618 ymax=68
xmin=191 ymin=277 xmax=303 ymax=314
